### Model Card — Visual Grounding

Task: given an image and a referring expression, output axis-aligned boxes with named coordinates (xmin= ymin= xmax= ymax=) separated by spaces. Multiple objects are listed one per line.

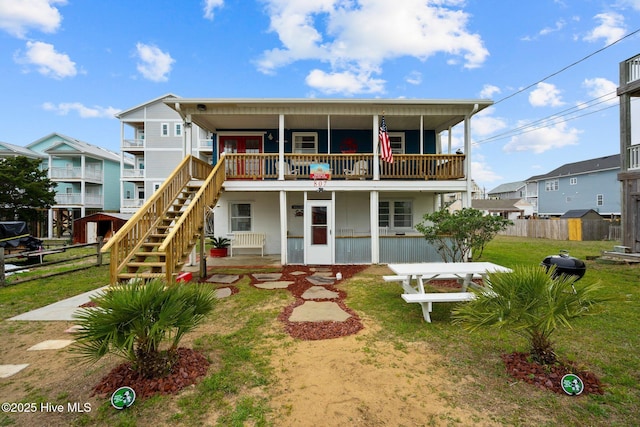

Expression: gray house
xmin=525 ymin=154 xmax=620 ymax=218
xmin=487 ymin=181 xmax=526 ymax=200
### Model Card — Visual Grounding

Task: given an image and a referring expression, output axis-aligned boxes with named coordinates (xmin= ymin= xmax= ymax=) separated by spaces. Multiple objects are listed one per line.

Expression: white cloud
xmin=135 ymin=43 xmax=174 ymax=82
xmin=0 ymin=0 xmax=66 ymax=38
xmin=42 ymin=102 xmax=120 ymax=118
xmin=583 ymin=12 xmax=626 ymax=45
xmin=203 ymin=0 xmax=224 ymax=20
xmin=529 ymin=82 xmax=564 ymax=107
xmin=257 ymin=0 xmax=488 ymax=94
xmin=539 ymin=19 xmax=565 ymax=36
xmin=14 ymin=41 xmax=76 ymax=79
xmin=581 ymin=77 xmax=618 ymax=106
xmin=405 ymin=71 xmax=422 ymax=85
xmin=479 ymin=84 xmax=500 ymax=99
xmin=618 ymin=0 xmax=640 ymax=11
xmin=471 ymin=155 xmax=503 ymax=184
xmin=502 ymin=118 xmax=581 ymax=154
xmin=305 ymin=69 xmax=385 ymax=95
xmin=471 ymin=108 xmax=507 ymax=137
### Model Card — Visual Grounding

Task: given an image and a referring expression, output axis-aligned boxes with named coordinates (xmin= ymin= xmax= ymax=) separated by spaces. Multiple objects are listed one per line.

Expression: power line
xmin=493 ymin=27 xmax=640 ymax=106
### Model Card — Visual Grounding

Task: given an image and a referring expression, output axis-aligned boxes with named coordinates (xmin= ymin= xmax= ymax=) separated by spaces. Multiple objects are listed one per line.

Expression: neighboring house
xmin=487 ymin=181 xmax=526 ymax=200
xmin=24 ymin=133 xmax=133 ymax=240
xmin=115 ymin=96 xmax=492 ymax=267
xmin=525 ymin=154 xmax=620 ymax=218
xmin=116 ymin=93 xmax=213 ymax=213
xmin=618 ymin=53 xmax=640 ymax=252
xmin=0 ymin=141 xmax=46 ymax=160
xmin=443 ymin=179 xmax=484 ymax=209
xmin=472 ymin=198 xmax=534 ymax=220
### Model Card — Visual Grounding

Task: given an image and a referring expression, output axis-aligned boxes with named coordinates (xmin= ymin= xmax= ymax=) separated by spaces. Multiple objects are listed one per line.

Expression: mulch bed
xmin=502 ymin=352 xmax=605 ymax=395
xmin=92 ymin=348 xmax=209 ymax=399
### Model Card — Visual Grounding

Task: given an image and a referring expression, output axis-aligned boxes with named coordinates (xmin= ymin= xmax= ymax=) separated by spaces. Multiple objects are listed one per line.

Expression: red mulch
xmin=501 ymin=352 xmax=605 ymax=395
xmin=92 ymin=348 xmax=209 ymax=399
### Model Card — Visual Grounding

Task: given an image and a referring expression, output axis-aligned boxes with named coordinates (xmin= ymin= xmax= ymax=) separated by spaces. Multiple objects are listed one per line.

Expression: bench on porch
xmin=401 ymin=292 xmax=476 ymax=323
xmin=230 ymin=232 xmax=266 ymax=257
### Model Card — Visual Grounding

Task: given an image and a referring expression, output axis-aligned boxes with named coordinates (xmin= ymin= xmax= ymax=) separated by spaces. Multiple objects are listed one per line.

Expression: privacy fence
xmin=499 ymin=219 xmax=621 ymax=241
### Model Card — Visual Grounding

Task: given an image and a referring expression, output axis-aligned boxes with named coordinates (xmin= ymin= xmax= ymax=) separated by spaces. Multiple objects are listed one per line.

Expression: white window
xmin=174 ymin=123 xmax=182 ymax=137
xmin=388 ymin=132 xmax=405 ymax=154
xmin=230 ymin=203 xmax=252 ymax=232
xmin=161 ymin=123 xmax=169 ymax=137
xmin=292 ymin=132 xmax=318 ymax=154
xmin=379 ymin=200 xmax=413 ymax=229
xmin=569 ymin=177 xmax=577 ymax=185
xmin=596 ymin=194 xmax=604 ymax=206
xmin=545 ymin=179 xmax=559 ymax=191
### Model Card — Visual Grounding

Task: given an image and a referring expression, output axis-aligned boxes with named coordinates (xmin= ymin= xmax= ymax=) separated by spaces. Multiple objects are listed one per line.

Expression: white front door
xmin=304 ymin=200 xmax=333 ymax=264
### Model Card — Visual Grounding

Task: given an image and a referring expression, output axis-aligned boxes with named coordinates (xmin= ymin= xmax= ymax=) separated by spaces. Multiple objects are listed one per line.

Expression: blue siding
xmin=538 ymin=170 xmax=620 ymax=215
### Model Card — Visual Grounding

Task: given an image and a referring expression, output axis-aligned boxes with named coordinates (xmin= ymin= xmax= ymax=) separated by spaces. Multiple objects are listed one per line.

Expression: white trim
xmin=229 ymin=202 xmax=253 ymax=232
xmin=292 ymin=132 xmax=318 ymax=154
xmin=161 ymin=123 xmax=169 ymax=137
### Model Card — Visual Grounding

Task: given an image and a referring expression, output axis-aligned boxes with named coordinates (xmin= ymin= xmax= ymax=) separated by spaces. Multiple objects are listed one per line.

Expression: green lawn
xmin=0 ymin=236 xmax=638 ymax=426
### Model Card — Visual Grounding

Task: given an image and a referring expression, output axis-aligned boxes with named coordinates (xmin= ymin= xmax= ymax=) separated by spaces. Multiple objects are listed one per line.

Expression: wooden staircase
xmin=101 ymin=155 xmax=226 ymax=284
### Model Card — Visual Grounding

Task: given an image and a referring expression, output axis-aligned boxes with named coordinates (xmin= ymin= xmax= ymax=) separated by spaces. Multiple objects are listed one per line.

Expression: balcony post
xmin=370 ymin=190 xmax=379 ymax=263
xmin=373 ymin=115 xmax=380 ymax=180
xmin=278 ymin=114 xmax=285 ymax=180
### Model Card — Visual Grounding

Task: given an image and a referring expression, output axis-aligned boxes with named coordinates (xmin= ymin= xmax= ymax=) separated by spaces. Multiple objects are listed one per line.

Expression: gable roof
xmin=487 ymin=181 xmax=525 ymax=195
xmin=472 ymin=198 xmax=530 ymax=211
xmin=0 ymin=141 xmax=45 ymax=158
xmin=526 ymin=154 xmax=619 ymax=182
xmin=115 ymin=93 xmax=178 ymax=118
xmin=560 ymin=209 xmax=603 ymax=219
xmin=28 ymin=133 xmax=122 ymax=163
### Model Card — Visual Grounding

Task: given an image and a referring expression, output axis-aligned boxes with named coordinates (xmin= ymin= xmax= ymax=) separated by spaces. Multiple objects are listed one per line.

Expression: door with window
xmin=219 ymin=136 xmax=263 ymax=178
xmin=304 ymin=200 xmax=333 ymax=264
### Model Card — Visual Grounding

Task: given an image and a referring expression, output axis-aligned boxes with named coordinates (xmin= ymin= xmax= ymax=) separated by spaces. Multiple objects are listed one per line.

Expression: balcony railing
xmin=123 ymin=139 xmax=144 ymax=149
xmin=121 ymin=198 xmax=145 ymax=208
xmin=122 ymin=168 xmax=144 ymax=178
xmin=629 ymin=145 xmax=640 ymax=170
xmin=198 ymin=138 xmax=213 ymax=148
xmin=222 ymin=153 xmax=465 ymax=180
xmin=55 ymin=193 xmax=103 ymax=206
xmin=624 ymin=54 xmax=640 ymax=84
xmin=50 ymin=167 xmax=103 ymax=181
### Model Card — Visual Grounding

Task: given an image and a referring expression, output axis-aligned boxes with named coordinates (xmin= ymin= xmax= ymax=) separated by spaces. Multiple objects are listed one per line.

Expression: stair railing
xmin=102 ymin=155 xmax=203 ymax=284
xmin=158 ymin=156 xmax=225 ymax=283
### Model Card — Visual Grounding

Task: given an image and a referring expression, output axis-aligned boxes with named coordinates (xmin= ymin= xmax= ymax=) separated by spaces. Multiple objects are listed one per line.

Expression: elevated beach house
xmin=107 ymin=97 xmax=490 ymax=283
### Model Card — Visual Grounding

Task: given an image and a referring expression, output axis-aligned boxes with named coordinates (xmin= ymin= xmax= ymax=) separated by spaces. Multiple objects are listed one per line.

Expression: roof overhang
xmin=164 ymin=98 xmax=492 ymax=133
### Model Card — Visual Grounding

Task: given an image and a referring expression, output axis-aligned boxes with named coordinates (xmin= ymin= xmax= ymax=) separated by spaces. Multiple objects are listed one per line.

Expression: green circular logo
xmin=561 ymin=374 xmax=584 ymax=396
xmin=111 ymin=386 xmax=136 ymax=409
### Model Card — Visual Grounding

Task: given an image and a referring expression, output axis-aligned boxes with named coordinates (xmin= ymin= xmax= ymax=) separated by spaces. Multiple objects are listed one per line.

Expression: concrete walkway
xmin=8 ymin=286 xmax=108 ymax=321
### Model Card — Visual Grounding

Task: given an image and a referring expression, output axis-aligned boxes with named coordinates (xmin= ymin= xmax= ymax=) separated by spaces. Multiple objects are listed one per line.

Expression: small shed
xmin=560 ymin=209 xmax=604 ymax=220
xmin=72 ymin=212 xmax=132 ymax=244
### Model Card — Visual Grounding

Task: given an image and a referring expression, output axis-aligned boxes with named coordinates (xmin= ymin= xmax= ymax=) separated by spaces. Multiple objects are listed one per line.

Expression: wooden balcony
xmin=222 ymin=153 xmax=465 ymax=180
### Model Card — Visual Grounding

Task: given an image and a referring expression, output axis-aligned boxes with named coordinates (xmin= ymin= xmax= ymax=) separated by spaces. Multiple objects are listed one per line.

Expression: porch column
xmin=370 ymin=190 xmax=379 ymax=263
xmin=373 ymin=115 xmax=380 ymax=181
xmin=420 ymin=115 xmax=424 ymax=154
xmin=462 ymin=104 xmax=478 ymax=208
xmin=280 ymin=190 xmax=287 ymax=265
xmin=80 ymin=155 xmax=86 ymax=208
xmin=47 ymin=208 xmax=53 ymax=239
xmin=327 ymin=115 xmax=331 ymax=154
xmin=278 ymin=114 xmax=285 ymax=180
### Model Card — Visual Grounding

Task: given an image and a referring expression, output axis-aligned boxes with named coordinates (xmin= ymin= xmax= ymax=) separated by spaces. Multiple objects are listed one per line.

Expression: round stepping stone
xmin=255 ymin=280 xmax=294 ymax=290
xmin=290 ymin=271 xmax=307 ymax=276
xmin=301 ymin=286 xmax=339 ymax=300
xmin=288 ymin=301 xmax=351 ymax=322
xmin=214 ymin=287 xmax=232 ymax=298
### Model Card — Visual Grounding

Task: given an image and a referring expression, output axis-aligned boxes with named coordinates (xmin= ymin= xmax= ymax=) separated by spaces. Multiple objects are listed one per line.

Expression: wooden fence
xmin=0 ymin=239 xmax=105 ymax=287
xmin=499 ymin=219 xmax=621 ymax=241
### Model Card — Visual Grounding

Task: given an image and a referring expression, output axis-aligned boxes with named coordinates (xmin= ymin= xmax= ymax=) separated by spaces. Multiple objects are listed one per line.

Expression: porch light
xmin=197 ymin=104 xmax=206 ymax=112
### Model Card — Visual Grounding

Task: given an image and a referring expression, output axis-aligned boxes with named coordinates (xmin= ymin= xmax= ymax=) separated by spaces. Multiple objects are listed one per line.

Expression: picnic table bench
xmin=401 ymin=292 xmax=476 ymax=323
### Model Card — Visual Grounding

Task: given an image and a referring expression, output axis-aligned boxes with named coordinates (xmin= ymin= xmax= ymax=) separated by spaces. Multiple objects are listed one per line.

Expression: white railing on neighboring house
xmin=50 ymin=166 xmax=103 ymax=181
xmin=122 ymin=139 xmax=144 ymax=148
xmin=55 ymin=193 xmax=103 ymax=206
xmin=122 ymin=168 xmax=144 ymax=178
xmin=121 ymin=198 xmax=145 ymax=208
xmin=625 ymin=54 xmax=640 ymax=84
xmin=629 ymin=145 xmax=640 ymax=170
xmin=198 ymin=138 xmax=213 ymax=148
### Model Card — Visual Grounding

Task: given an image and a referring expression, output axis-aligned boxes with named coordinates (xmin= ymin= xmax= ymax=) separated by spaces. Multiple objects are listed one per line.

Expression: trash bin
xmin=540 ymin=250 xmax=586 ymax=280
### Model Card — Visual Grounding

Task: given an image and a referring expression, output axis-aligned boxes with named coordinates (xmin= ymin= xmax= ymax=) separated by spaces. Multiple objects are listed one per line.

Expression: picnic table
xmin=386 ymin=262 xmax=512 ymax=322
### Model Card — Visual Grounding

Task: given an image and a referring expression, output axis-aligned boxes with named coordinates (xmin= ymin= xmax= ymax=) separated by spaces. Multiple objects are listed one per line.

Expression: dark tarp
xmin=0 ymin=221 xmax=43 ymax=251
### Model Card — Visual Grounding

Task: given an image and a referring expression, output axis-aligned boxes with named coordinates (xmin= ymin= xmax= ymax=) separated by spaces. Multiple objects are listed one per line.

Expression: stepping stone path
xmin=27 ymin=339 xmax=74 ymax=351
xmin=255 ymin=281 xmax=294 ymax=290
xmin=206 ymin=274 xmax=240 ymax=284
xmin=252 ymin=273 xmax=282 ymax=281
xmin=301 ymin=286 xmax=339 ymax=300
xmin=289 ymin=301 xmax=351 ymax=322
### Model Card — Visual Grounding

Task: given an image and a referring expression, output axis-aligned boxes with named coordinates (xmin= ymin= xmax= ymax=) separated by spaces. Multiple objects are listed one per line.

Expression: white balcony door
xmin=304 ymin=200 xmax=333 ymax=265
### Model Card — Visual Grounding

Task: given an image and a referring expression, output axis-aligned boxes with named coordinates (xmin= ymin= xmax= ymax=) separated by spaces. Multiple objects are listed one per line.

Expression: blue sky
xmin=1 ymin=0 xmax=639 ymax=192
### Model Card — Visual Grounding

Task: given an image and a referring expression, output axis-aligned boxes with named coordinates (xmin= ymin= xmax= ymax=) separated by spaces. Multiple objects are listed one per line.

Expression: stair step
xmin=135 ymin=251 xmax=162 ymax=257
xmin=117 ymin=273 xmax=166 ymax=281
xmin=127 ymin=262 xmax=166 ymax=268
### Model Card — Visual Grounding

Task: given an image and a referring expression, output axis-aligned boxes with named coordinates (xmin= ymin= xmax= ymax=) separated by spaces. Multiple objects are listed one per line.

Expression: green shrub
xmin=72 ymin=279 xmax=216 ymax=378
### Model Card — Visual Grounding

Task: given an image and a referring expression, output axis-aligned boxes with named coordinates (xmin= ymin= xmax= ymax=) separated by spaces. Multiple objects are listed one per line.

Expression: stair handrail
xmin=158 ymin=156 xmax=225 ymax=282
xmin=101 ymin=155 xmax=195 ymax=284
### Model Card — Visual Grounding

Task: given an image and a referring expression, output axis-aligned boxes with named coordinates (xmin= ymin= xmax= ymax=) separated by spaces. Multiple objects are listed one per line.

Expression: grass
xmin=0 ymin=236 xmax=638 ymax=426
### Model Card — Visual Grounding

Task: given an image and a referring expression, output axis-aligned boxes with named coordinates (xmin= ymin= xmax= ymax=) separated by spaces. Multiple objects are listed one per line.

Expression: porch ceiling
xmin=167 ymin=98 xmax=491 ymax=133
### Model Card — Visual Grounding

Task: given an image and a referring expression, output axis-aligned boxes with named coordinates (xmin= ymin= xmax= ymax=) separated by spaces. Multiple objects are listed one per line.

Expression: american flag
xmin=379 ymin=115 xmax=393 ymax=163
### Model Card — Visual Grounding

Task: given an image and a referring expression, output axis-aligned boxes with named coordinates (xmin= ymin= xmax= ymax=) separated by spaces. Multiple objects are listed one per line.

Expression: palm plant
xmin=452 ymin=265 xmax=607 ymax=365
xmin=72 ymin=279 xmax=216 ymax=378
